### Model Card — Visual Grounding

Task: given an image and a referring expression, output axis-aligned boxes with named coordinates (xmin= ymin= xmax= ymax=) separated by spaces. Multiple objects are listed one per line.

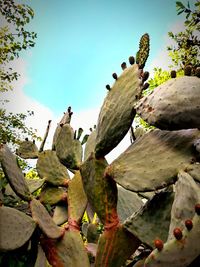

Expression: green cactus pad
xmin=40 ymin=186 xmax=67 ymax=205
xmin=53 ymin=204 xmax=68 ymax=225
xmin=135 ymin=33 xmax=150 ymax=69
xmin=117 ymin=186 xmax=143 ymax=223
xmin=136 ymin=76 xmax=200 ymax=130
xmin=105 ymin=129 xmax=200 ymax=192
xmin=41 ymin=230 xmax=90 ymax=267
xmin=0 ymin=206 xmax=36 ymax=251
xmin=95 ymin=224 xmax=140 ymax=267
xmin=26 ymin=178 xmax=45 ymax=193
xmin=84 ymin=130 xmax=96 ymax=161
xmin=36 ymin=150 xmax=70 ymax=186
xmin=55 ymin=124 xmax=81 ymax=169
xmin=0 ymin=144 xmax=31 ymax=201
xmin=86 ymin=223 xmax=100 ymax=243
xmin=30 ymin=198 xmax=64 ymax=239
xmin=167 ymin=171 xmax=200 ymax=240
xmin=144 ymin=212 xmax=200 ymax=267
xmin=124 ymin=189 xmax=174 ymax=247
xmin=80 ymin=153 xmax=118 ymax=226
xmin=16 ymin=139 xmax=38 ymax=159
xmin=95 ymin=64 xmax=141 ymax=158
xmin=68 ymin=171 xmax=87 ymax=224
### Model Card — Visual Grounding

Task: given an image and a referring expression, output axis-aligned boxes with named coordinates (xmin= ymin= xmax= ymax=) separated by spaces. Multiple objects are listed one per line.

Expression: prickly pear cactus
xmin=1 ymin=33 xmax=200 ymax=267
xmin=16 ymin=138 xmax=39 ymax=159
xmin=136 ymin=74 xmax=200 ymax=130
xmin=105 ymin=129 xmax=200 ymax=192
xmin=0 ymin=206 xmax=36 ymax=251
xmin=95 ymin=34 xmax=150 ymax=158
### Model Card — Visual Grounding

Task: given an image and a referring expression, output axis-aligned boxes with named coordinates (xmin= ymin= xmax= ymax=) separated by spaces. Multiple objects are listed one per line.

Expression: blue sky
xmin=21 ymin=0 xmax=190 ymax=117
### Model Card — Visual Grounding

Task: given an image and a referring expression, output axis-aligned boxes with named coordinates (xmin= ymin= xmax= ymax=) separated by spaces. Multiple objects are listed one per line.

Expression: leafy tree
xmin=167 ymin=0 xmax=200 ymax=69
xmin=0 ymin=0 xmax=39 ymax=146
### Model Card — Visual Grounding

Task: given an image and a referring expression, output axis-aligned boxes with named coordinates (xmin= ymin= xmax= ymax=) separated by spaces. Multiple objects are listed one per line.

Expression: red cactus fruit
xmin=154 ymin=239 xmax=164 ymax=251
xmin=185 ymin=219 xmax=193 ymax=231
xmin=173 ymin=228 xmax=183 ymax=240
xmin=195 ymin=204 xmax=200 ymax=215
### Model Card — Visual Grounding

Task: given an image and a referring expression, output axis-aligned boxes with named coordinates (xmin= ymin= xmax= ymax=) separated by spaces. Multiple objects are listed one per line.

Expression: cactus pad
xmin=144 ymin=212 xmax=200 ymax=266
xmin=105 ymin=129 xmax=200 ymax=192
xmin=36 ymin=150 xmax=70 ymax=186
xmin=95 ymin=63 xmax=141 ymax=158
xmin=167 ymin=170 xmax=200 ymax=240
xmin=0 ymin=144 xmax=31 ymax=201
xmin=16 ymin=139 xmax=38 ymax=159
xmin=124 ymin=189 xmax=174 ymax=247
xmin=84 ymin=130 xmax=96 ymax=161
xmin=67 ymin=171 xmax=87 ymax=224
xmin=136 ymin=76 xmax=200 ymax=130
xmin=55 ymin=124 xmax=81 ymax=169
xmin=117 ymin=185 xmax=143 ymax=223
xmin=40 ymin=186 xmax=67 ymax=205
xmin=27 ymin=178 xmax=45 ymax=193
xmin=80 ymin=153 xmax=118 ymax=226
xmin=0 ymin=206 xmax=36 ymax=251
xmin=53 ymin=204 xmax=68 ymax=225
xmin=136 ymin=33 xmax=150 ymax=69
xmin=30 ymin=198 xmax=64 ymax=239
xmin=95 ymin=224 xmax=140 ymax=267
xmin=41 ymin=230 xmax=90 ymax=267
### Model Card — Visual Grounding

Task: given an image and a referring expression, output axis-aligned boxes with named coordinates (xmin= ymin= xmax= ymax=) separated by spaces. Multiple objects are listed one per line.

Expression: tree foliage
xmin=0 ymin=0 xmax=39 ymax=146
xmin=168 ymin=0 xmax=200 ymax=69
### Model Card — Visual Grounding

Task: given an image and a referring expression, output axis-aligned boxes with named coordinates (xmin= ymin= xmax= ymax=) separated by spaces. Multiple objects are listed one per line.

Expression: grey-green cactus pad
xmin=36 ymin=150 xmax=70 ymax=186
xmin=30 ymin=198 xmax=64 ymax=239
xmin=95 ymin=64 xmax=141 ymax=158
xmin=27 ymin=178 xmax=45 ymax=193
xmin=105 ymin=129 xmax=200 ymax=192
xmin=84 ymin=130 xmax=96 ymax=161
xmin=55 ymin=124 xmax=81 ymax=169
xmin=53 ymin=204 xmax=68 ymax=225
xmin=117 ymin=186 xmax=143 ymax=223
xmin=136 ymin=76 xmax=200 ymax=130
xmin=40 ymin=186 xmax=67 ymax=205
xmin=0 ymin=144 xmax=31 ymax=201
xmin=167 ymin=171 xmax=200 ymax=240
xmin=68 ymin=171 xmax=87 ymax=223
xmin=0 ymin=206 xmax=36 ymax=251
xmin=16 ymin=140 xmax=38 ymax=159
xmin=144 ymin=212 xmax=200 ymax=267
xmin=124 ymin=189 xmax=174 ymax=247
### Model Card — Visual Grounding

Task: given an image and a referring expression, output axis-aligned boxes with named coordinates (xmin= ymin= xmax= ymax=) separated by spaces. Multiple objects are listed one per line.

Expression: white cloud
xmin=148 ymin=19 xmax=185 ymax=74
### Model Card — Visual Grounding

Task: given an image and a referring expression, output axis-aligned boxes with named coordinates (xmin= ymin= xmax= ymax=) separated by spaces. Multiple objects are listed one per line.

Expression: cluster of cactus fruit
xmin=1 ymin=33 xmax=200 ymax=267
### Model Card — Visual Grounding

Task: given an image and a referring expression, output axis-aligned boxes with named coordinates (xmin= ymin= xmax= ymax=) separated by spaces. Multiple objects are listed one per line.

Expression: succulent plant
xmin=0 ymin=34 xmax=200 ymax=267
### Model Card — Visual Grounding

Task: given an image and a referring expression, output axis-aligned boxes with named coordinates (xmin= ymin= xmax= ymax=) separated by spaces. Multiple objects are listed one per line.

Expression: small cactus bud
xmin=154 ymin=239 xmax=164 ymax=251
xmin=25 ymin=137 xmax=28 ymax=141
xmin=33 ymin=140 xmax=35 ymax=144
xmin=195 ymin=203 xmax=200 ymax=215
xmin=185 ymin=219 xmax=193 ymax=230
xmin=195 ymin=67 xmax=200 ymax=78
xmin=121 ymin=62 xmax=127 ymax=70
xmin=142 ymin=71 xmax=149 ymax=82
xmin=170 ymin=70 xmax=177 ymax=78
xmin=106 ymin=84 xmax=111 ymax=90
xmin=142 ymin=82 xmax=149 ymax=90
xmin=112 ymin=73 xmax=118 ymax=80
xmin=173 ymin=228 xmax=183 ymax=240
xmin=184 ymin=65 xmax=192 ymax=76
xmin=129 ymin=56 xmax=135 ymax=65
